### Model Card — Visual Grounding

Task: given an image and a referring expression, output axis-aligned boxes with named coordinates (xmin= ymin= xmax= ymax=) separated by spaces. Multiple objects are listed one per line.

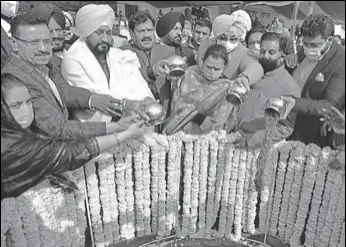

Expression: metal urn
xmin=264 ymin=97 xmax=287 ymax=118
xmin=226 ymin=83 xmax=249 ymax=106
xmin=167 ymin=55 xmax=187 ymax=78
xmin=143 ymin=102 xmax=166 ymax=126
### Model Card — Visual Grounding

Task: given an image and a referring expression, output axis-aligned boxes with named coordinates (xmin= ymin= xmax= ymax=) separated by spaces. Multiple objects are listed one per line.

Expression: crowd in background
xmin=0 ymin=1 xmax=345 ymax=199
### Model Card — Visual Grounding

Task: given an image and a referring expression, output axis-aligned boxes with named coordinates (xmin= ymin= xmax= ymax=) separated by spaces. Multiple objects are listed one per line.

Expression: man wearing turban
xmin=62 ymin=4 xmax=155 ymax=123
xmin=197 ymin=12 xmax=263 ymax=91
xmin=156 ymin=11 xmax=196 ymax=67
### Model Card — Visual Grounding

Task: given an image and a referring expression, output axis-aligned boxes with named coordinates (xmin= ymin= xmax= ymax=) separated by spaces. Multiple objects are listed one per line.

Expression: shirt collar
xmin=264 ymin=64 xmax=286 ymax=77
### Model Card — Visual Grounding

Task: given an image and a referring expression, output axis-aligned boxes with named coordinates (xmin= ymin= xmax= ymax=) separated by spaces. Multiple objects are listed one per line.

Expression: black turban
xmin=156 ymin=12 xmax=185 ymax=38
xmin=23 ymin=3 xmax=65 ymax=29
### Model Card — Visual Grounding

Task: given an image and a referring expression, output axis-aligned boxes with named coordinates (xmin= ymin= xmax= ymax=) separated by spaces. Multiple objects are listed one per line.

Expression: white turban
xmin=76 ymin=4 xmax=115 ymax=38
xmin=213 ymin=11 xmax=252 ymax=39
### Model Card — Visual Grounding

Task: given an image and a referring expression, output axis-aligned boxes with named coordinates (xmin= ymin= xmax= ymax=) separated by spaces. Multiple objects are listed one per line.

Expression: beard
xmin=165 ymin=34 xmax=181 ymax=47
xmin=52 ymin=39 xmax=64 ymax=52
xmin=93 ymin=42 xmax=111 ymax=55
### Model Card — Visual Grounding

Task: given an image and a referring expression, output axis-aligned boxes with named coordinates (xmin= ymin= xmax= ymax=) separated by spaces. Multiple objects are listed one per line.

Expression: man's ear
xmin=8 ymin=36 xmax=18 ymax=52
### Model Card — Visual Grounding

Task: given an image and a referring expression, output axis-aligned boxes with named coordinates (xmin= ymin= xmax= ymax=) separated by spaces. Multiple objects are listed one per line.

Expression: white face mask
xmin=303 ymin=39 xmax=329 ymax=61
xmin=1 ymin=1 xmax=18 ymax=18
xmin=217 ymin=39 xmax=238 ymax=53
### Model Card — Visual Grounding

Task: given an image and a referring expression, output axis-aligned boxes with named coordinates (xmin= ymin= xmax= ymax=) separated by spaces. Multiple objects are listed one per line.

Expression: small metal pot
xmin=167 ymin=55 xmax=187 ymax=78
xmin=264 ymin=97 xmax=287 ymax=118
xmin=144 ymin=102 xmax=166 ymax=126
xmin=226 ymin=84 xmax=248 ymax=106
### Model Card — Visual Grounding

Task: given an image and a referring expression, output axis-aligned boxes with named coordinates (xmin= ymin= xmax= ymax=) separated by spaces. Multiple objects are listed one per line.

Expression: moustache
xmin=34 ymin=52 xmax=50 ymax=56
xmin=52 ymin=38 xmax=64 ymax=42
xmin=98 ymin=42 xmax=110 ymax=47
xmin=141 ymin=37 xmax=152 ymax=42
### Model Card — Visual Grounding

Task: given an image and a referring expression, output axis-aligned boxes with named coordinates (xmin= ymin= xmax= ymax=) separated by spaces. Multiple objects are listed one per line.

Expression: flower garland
xmin=318 ymin=170 xmax=343 ymax=247
xmin=156 ymin=135 xmax=169 ymax=238
xmin=337 ymin=221 xmax=345 ymax=247
xmin=205 ymin=138 xmax=219 ymax=236
xmin=15 ymin=190 xmax=41 ymax=247
xmin=124 ymin=147 xmax=135 ymax=240
xmin=197 ymin=138 xmax=209 ymax=237
xmin=314 ymin=148 xmax=335 ymax=247
xmin=4 ymin=197 xmax=28 ymax=247
xmin=141 ymin=138 xmax=152 ymax=236
xmin=148 ymin=136 xmax=159 ymax=235
xmin=84 ymin=161 xmax=105 ymax=246
xmin=284 ymin=142 xmax=306 ymax=243
xmin=64 ymin=182 xmax=80 ymax=246
xmin=166 ymin=137 xmax=177 ymax=236
xmin=304 ymin=147 xmax=330 ymax=246
xmin=98 ymin=154 xmax=114 ymax=244
xmin=241 ymin=149 xmax=253 ymax=233
xmin=107 ymin=153 xmax=120 ymax=243
xmin=247 ymin=149 xmax=260 ymax=235
xmin=233 ymin=149 xmax=248 ymax=241
xmin=277 ymin=142 xmax=299 ymax=240
xmin=133 ymin=141 xmax=145 ymax=238
xmin=223 ymin=146 xmax=237 ymax=240
xmin=1 ymin=199 xmax=12 ymax=246
xmin=181 ymin=140 xmax=194 ymax=237
xmin=218 ymin=144 xmax=235 ymax=238
xmin=258 ymin=148 xmax=278 ymax=233
xmin=329 ymin=178 xmax=345 ymax=246
xmin=115 ymin=148 xmax=128 ymax=240
xmin=269 ymin=143 xmax=291 ymax=236
xmin=290 ymin=144 xmax=320 ymax=246
xmin=174 ymin=138 xmax=183 ymax=236
xmin=189 ymin=139 xmax=201 ymax=236
xmin=213 ymin=141 xmax=226 ymax=228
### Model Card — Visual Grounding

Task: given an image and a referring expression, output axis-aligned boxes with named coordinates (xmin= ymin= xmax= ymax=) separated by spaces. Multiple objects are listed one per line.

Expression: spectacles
xmin=14 ymin=36 xmax=53 ymax=47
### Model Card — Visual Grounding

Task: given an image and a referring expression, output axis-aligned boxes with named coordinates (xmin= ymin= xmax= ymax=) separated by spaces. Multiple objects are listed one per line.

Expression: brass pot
xmin=226 ymin=84 xmax=248 ymax=106
xmin=264 ymin=97 xmax=287 ymax=118
xmin=167 ymin=55 xmax=187 ymax=78
xmin=144 ymin=102 xmax=166 ymax=126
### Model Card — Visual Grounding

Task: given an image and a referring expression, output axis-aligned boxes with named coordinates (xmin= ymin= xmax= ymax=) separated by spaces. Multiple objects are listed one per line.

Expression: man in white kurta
xmin=61 ymin=4 xmax=154 ymax=123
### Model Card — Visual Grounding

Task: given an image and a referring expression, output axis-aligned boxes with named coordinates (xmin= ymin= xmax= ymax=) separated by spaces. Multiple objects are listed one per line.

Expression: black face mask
xmin=259 ymin=57 xmax=278 ymax=73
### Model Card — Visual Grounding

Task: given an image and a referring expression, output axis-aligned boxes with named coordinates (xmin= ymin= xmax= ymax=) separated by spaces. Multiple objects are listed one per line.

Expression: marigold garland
xmin=189 ymin=139 xmax=201 ymax=236
xmin=197 ymin=138 xmax=209 ymax=237
xmin=181 ymin=140 xmax=194 ymax=237
xmin=205 ymin=138 xmax=219 ymax=236
xmin=233 ymin=149 xmax=248 ymax=241
xmin=269 ymin=143 xmax=291 ymax=236
xmin=124 ymin=147 xmax=136 ymax=240
xmin=290 ymin=144 xmax=320 ymax=246
xmin=98 ymin=154 xmax=114 ymax=245
xmin=241 ymin=149 xmax=253 ymax=233
xmin=315 ymin=147 xmax=335 ymax=247
xmin=329 ymin=177 xmax=345 ymax=246
xmin=115 ymin=150 xmax=128 ymax=240
xmin=220 ymin=145 xmax=235 ymax=238
xmin=304 ymin=147 xmax=330 ymax=246
xmin=141 ymin=139 xmax=152 ymax=236
xmin=166 ymin=137 xmax=177 ymax=236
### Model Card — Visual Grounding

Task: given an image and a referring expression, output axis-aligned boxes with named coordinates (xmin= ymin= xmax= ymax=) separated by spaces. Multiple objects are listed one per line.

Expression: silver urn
xmin=143 ymin=102 xmax=166 ymax=126
xmin=226 ymin=84 xmax=249 ymax=106
xmin=167 ymin=55 xmax=187 ymax=78
xmin=264 ymin=97 xmax=287 ymax=118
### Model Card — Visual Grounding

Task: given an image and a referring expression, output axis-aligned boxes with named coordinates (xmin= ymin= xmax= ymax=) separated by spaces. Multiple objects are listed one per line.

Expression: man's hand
xmin=233 ymin=131 xmax=250 ymax=149
xmin=284 ymin=53 xmax=299 ymax=69
xmin=280 ymin=96 xmax=296 ymax=119
xmin=233 ymin=76 xmax=250 ymax=91
xmin=153 ymin=59 xmax=170 ymax=78
xmin=113 ymin=114 xmax=141 ymax=132
xmin=123 ymin=99 xmax=150 ymax=122
xmin=90 ymin=94 xmax=122 ymax=117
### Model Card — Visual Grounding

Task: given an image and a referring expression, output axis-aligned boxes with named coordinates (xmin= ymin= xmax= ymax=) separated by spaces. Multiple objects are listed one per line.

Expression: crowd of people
xmin=0 ymin=1 xmax=345 ymax=199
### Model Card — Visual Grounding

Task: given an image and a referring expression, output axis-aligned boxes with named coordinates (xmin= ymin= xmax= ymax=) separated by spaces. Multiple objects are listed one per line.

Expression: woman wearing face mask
xmin=279 ymin=14 xmax=345 ymax=148
xmin=166 ymin=44 xmax=238 ymax=134
xmin=196 ymin=11 xmax=264 ymax=91
xmin=1 ymin=74 xmax=148 ymax=200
